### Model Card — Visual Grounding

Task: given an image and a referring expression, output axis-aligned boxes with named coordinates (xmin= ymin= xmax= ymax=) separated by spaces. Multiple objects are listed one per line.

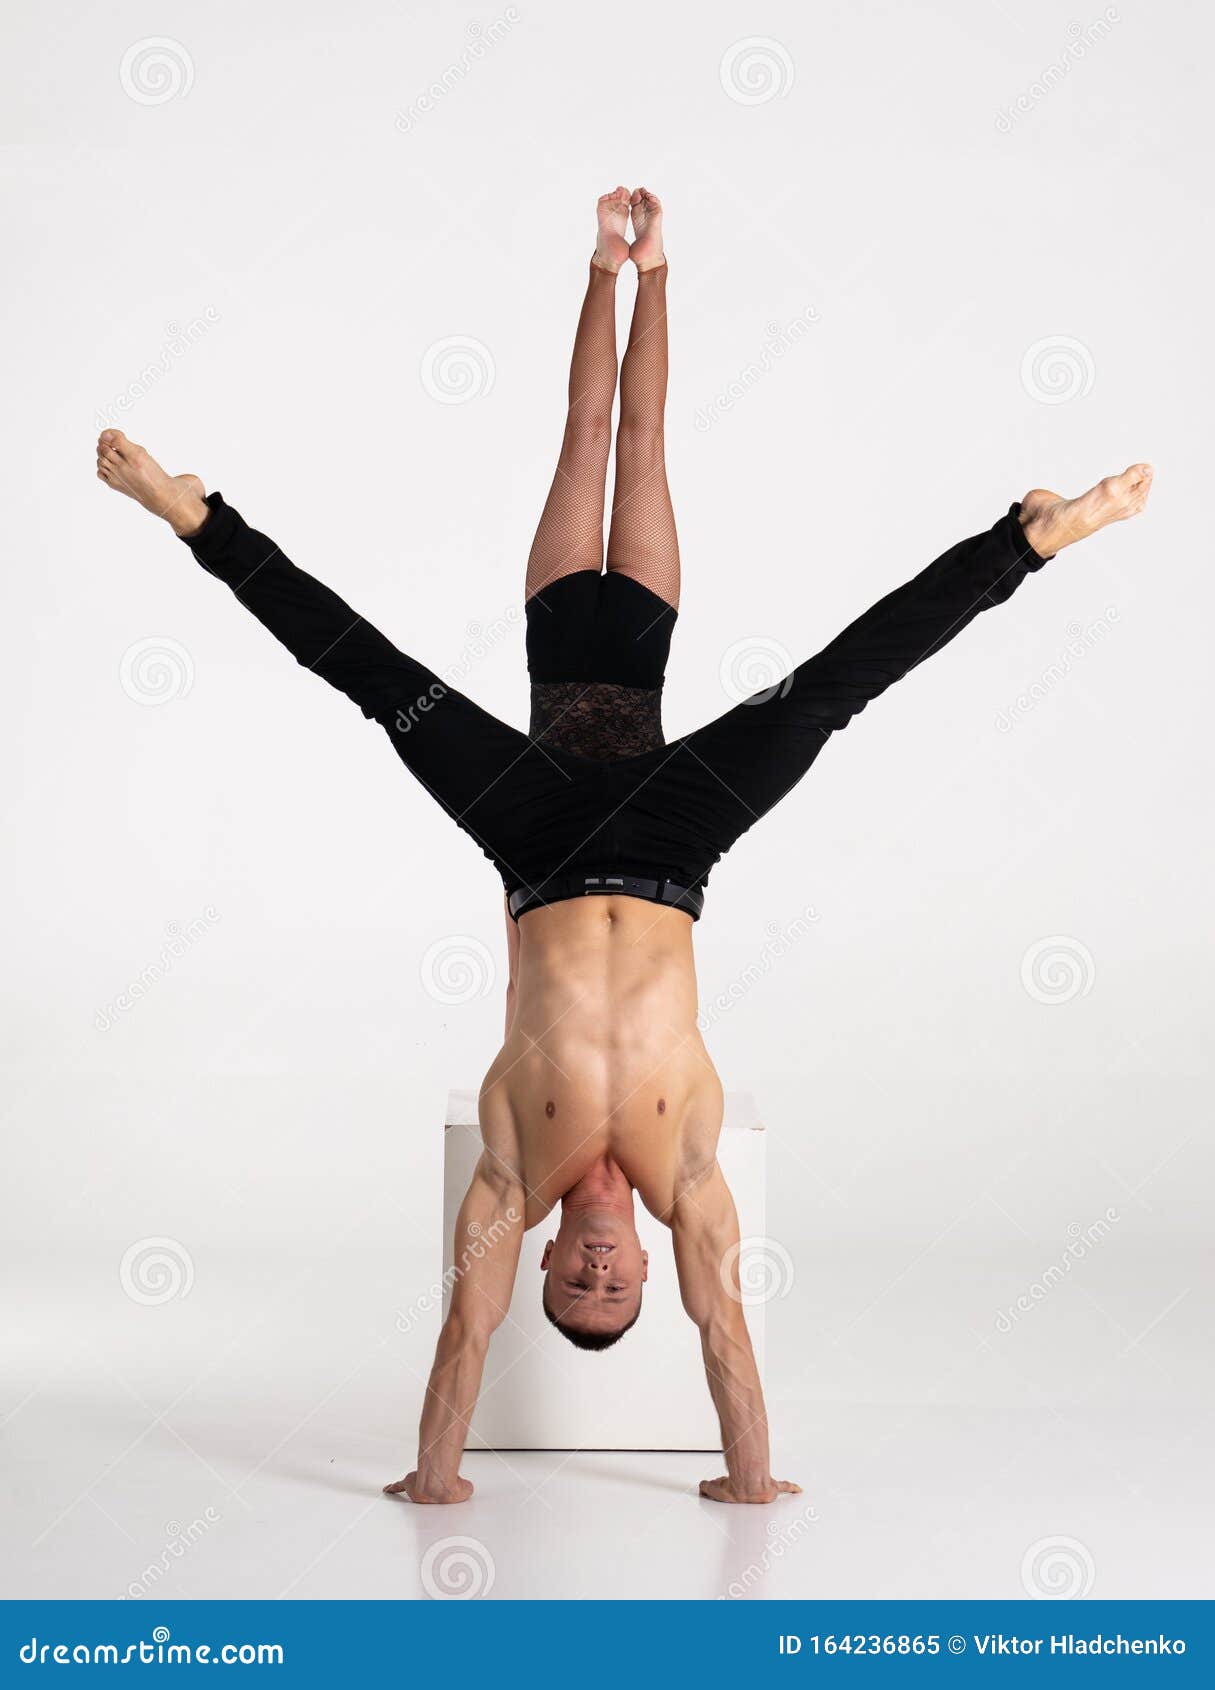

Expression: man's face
xmin=540 ymin=1209 xmax=649 ymax=1338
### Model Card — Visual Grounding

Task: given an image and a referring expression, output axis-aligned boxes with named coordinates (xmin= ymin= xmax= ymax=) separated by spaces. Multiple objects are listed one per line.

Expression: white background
xmin=2 ymin=0 xmax=1211 ymax=1601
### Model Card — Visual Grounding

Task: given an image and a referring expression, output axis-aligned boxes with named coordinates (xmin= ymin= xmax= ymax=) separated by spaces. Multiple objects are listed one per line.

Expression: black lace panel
xmin=529 ymin=681 xmax=664 ymax=761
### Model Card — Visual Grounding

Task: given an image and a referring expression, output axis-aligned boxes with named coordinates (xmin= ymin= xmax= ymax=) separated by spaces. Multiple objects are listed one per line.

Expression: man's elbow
xmin=439 ymin=1304 xmax=500 ymax=1357
xmin=695 ymin=1300 xmax=753 ymax=1357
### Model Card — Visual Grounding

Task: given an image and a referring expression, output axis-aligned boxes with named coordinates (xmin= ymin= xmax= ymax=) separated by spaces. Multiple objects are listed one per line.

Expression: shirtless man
xmin=96 ymin=185 xmax=1152 ymax=1506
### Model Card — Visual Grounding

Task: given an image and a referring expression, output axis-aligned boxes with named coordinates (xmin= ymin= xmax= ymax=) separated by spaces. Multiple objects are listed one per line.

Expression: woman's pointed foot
xmin=1020 ymin=463 xmax=1154 ymax=556
xmin=96 ymin=430 xmax=208 ymax=537
xmin=629 ymin=187 xmax=665 ymax=272
xmin=593 ymin=187 xmax=631 ymax=274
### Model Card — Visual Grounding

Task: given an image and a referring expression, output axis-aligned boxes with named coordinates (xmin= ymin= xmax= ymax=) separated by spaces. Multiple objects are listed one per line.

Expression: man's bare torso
xmin=478 ymin=898 xmax=724 ymax=1226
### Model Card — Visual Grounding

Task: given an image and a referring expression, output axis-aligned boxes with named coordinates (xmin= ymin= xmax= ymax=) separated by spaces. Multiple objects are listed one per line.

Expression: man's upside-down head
xmin=540 ymin=1205 xmax=648 ymax=1350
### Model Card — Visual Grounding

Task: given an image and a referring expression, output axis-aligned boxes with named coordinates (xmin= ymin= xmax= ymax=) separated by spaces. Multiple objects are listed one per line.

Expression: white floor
xmin=6 ymin=1241 xmax=1209 ymax=1602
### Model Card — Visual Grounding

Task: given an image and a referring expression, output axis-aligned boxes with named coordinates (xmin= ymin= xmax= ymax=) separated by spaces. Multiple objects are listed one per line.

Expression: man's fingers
xmin=777 ymin=1480 xmax=803 ymax=1494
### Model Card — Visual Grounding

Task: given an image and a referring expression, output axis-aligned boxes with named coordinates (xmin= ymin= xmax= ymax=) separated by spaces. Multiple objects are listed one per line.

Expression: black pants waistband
xmin=508 ymin=873 xmax=703 ymax=924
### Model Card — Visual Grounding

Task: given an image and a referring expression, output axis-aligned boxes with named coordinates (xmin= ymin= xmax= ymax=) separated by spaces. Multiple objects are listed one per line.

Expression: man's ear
xmin=641 ymin=1249 xmax=649 ymax=1283
xmin=540 ymin=1240 xmax=554 ymax=1271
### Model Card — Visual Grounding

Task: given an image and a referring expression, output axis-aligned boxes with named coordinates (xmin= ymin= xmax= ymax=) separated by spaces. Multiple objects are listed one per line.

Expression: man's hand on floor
xmin=698 ymin=1474 xmax=803 ymax=1504
xmin=383 ymin=1470 xmax=474 ymax=1505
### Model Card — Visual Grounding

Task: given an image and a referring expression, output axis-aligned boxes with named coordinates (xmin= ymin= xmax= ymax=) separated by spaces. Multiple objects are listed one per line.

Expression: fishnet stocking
xmin=607 ymin=262 xmax=679 ymax=609
xmin=525 ymin=261 xmax=618 ymax=598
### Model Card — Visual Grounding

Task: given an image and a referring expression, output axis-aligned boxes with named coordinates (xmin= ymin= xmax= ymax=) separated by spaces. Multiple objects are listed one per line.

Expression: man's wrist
xmin=725 ymin=1455 xmax=772 ymax=1491
xmin=414 ymin=1463 xmax=463 ymax=1499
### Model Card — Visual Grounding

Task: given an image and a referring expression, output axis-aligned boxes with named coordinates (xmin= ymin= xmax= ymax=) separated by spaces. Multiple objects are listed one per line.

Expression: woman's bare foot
xmin=629 ymin=187 xmax=665 ymax=272
xmin=592 ymin=187 xmax=631 ymax=275
xmin=96 ymin=430 xmax=209 ymax=538
xmin=1020 ymin=463 xmax=1153 ymax=557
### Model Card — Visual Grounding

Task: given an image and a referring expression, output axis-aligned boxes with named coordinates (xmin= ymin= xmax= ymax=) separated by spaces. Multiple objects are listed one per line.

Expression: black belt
xmin=508 ymin=873 xmax=704 ymax=923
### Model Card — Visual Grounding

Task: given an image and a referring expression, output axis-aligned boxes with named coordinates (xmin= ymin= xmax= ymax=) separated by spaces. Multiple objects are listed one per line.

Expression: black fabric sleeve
xmin=673 ymin=505 xmax=1052 ymax=850
xmin=766 ymin=503 xmax=1049 ymax=734
xmin=182 ymin=492 xmax=442 ymax=727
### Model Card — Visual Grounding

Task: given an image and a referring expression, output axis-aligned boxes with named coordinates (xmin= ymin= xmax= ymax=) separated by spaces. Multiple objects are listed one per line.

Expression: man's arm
xmin=672 ymin=1163 xmax=801 ymax=1504
xmin=384 ymin=1155 xmax=525 ymax=1504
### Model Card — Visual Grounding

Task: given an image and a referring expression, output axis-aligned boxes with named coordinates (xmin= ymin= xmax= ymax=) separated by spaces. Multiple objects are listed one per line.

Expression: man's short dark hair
xmin=542 ymin=1279 xmax=642 ymax=1350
